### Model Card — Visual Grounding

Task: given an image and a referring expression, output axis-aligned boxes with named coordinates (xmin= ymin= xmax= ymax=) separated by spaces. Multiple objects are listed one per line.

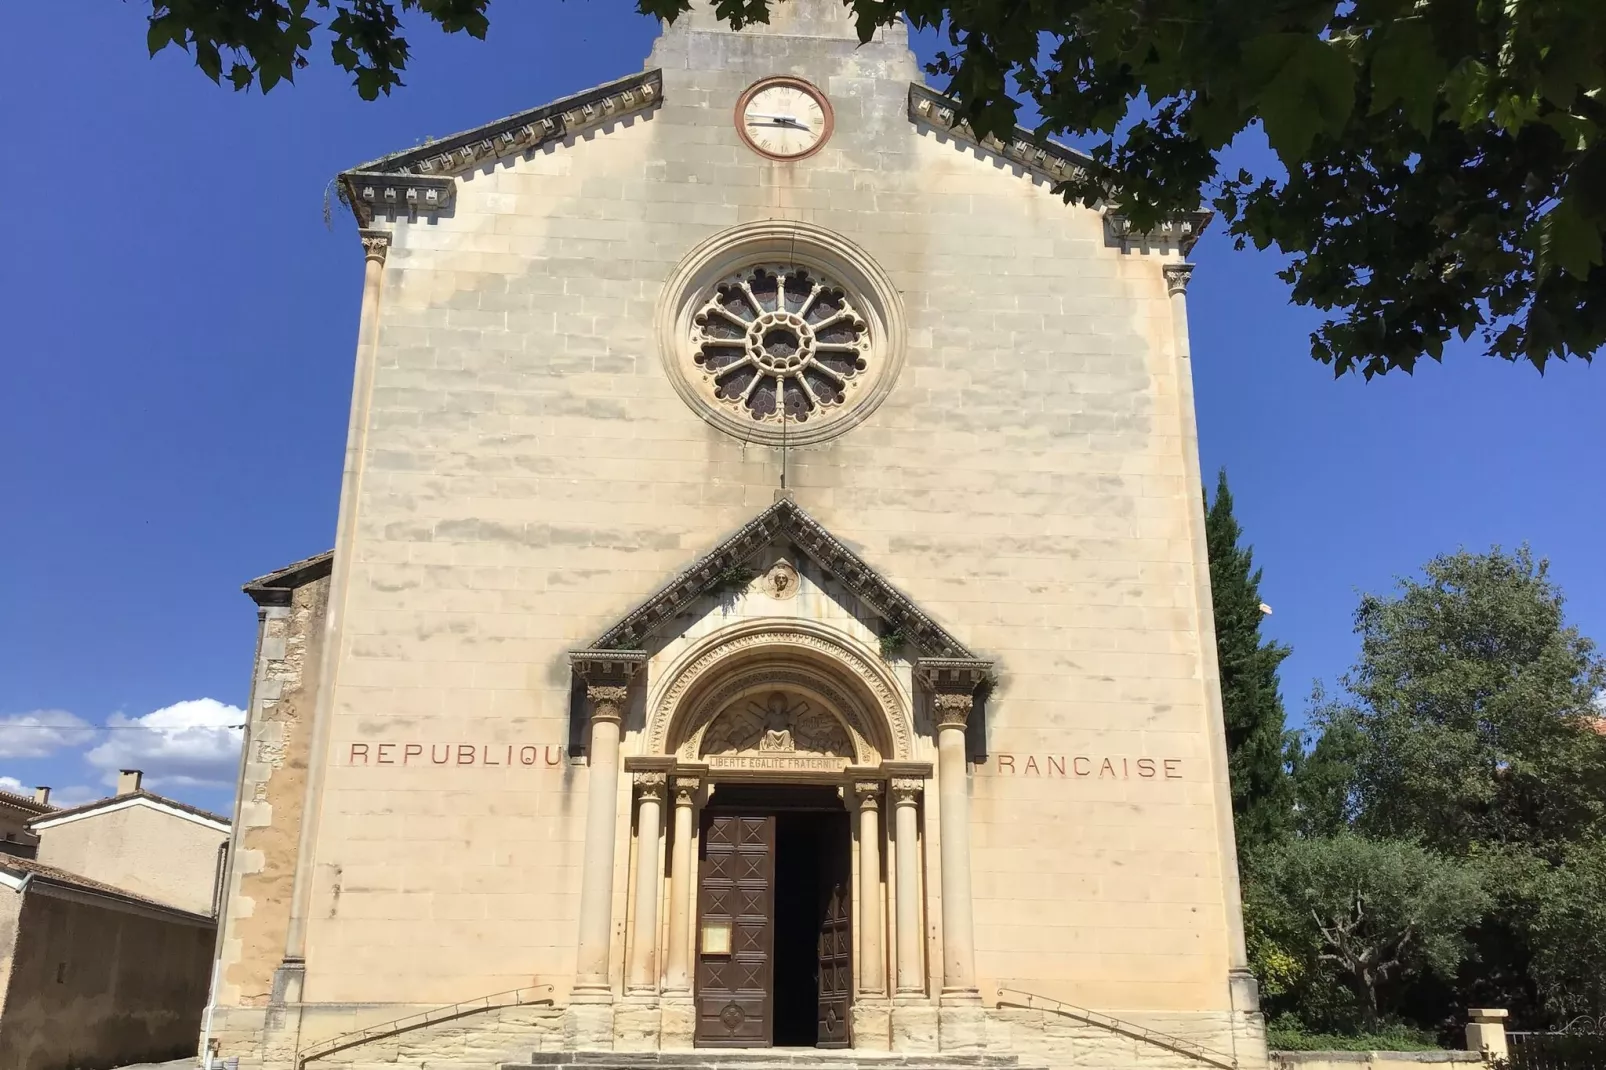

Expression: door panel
xmin=696 ymin=813 xmax=774 ymax=1047
xmin=816 ymin=819 xmax=852 ymax=1048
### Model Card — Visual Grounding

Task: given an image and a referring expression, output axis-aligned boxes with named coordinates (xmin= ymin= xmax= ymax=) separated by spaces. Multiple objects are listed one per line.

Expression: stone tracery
xmin=692 ymin=264 xmax=869 ymax=425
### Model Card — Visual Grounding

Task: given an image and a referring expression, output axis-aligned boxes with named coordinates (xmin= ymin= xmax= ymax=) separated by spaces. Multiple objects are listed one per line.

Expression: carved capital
xmin=633 ymin=770 xmax=668 ymax=800
xmin=932 ymin=691 xmax=973 ymax=730
xmin=358 ymin=229 xmax=391 ymax=262
xmin=890 ymin=777 xmax=924 ymax=806
xmin=854 ymin=780 xmax=883 ymax=811
xmin=586 ymin=685 xmax=630 ymax=725
xmin=1163 ymin=262 xmax=1194 ymax=297
xmin=673 ymin=776 xmax=701 ymax=806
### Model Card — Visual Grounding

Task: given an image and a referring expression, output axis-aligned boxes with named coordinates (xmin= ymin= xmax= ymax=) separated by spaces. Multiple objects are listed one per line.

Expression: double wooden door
xmin=694 ymin=810 xmax=852 ymax=1048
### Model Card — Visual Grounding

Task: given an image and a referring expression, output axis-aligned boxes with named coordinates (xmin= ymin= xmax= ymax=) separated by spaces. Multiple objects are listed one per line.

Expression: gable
xmin=588 ymin=496 xmax=977 ymax=659
xmin=339 ymin=69 xmax=661 ymax=226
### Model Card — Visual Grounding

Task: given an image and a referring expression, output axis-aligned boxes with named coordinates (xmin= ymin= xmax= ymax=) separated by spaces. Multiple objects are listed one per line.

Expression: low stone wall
xmin=1271 ymin=1051 xmax=1485 ymax=1070
xmin=212 ymin=1001 xmax=564 ymax=1070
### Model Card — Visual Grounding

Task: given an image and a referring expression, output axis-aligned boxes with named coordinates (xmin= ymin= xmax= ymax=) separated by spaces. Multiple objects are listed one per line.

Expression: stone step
xmin=504 ymin=1054 xmax=1036 ymax=1070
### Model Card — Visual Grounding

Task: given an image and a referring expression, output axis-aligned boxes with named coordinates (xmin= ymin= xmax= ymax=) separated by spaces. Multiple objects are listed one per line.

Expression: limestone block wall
xmin=268 ymin=0 xmax=1236 ymax=1029
xmin=219 ymin=570 xmax=331 ymax=1006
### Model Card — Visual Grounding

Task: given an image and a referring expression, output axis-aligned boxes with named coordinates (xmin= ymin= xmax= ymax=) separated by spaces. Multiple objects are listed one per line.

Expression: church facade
xmin=209 ymin=4 xmax=1265 ymax=1069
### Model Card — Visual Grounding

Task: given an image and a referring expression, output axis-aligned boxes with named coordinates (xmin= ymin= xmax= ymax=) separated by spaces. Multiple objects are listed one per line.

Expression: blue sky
xmin=1 ymin=4 xmax=1601 ymax=814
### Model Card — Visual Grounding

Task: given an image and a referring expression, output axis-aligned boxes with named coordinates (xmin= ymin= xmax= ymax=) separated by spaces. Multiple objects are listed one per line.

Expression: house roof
xmin=0 ymin=789 xmax=54 ymax=818
xmin=243 ymin=549 xmax=334 ymax=607
xmin=27 ymin=790 xmax=230 ymax=834
xmin=587 ymin=496 xmax=979 ymax=660
xmin=0 ymin=855 xmax=214 ymax=922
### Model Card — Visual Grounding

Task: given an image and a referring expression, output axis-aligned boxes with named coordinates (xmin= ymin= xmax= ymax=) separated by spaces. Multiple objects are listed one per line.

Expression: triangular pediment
xmin=590 ymin=497 xmax=977 ymax=660
xmin=339 ymin=69 xmax=661 ymax=225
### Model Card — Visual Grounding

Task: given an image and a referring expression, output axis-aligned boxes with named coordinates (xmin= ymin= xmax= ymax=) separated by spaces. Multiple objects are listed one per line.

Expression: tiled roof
xmin=27 ymin=789 xmax=229 ymax=829
xmin=0 ymin=789 xmax=53 ymax=816
xmin=242 ymin=549 xmax=333 ymax=606
xmin=0 ymin=855 xmax=198 ymax=915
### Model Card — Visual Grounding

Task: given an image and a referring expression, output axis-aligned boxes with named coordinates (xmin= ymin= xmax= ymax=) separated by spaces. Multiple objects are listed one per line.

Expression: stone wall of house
xmin=0 ymin=885 xmax=214 ymax=1070
xmin=217 ymin=571 xmax=331 ymax=1007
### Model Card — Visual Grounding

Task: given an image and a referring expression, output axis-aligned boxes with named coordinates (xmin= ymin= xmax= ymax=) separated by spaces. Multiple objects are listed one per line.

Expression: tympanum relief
xmin=700 ymin=690 xmax=853 ymax=771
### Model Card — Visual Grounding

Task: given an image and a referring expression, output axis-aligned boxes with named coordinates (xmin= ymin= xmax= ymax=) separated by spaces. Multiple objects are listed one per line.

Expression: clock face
xmin=736 ymin=78 xmax=833 ymax=160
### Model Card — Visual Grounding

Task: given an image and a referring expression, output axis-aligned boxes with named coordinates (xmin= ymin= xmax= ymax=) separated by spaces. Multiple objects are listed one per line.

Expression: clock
xmin=735 ymin=77 xmax=833 ymax=160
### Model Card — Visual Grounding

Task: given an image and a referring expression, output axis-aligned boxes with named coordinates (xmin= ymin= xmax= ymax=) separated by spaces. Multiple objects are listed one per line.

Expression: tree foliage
xmin=1250 ymin=834 xmax=1489 ymax=1027
xmin=1205 ymin=470 xmax=1294 ymax=855
xmin=144 ymin=0 xmax=1606 ymax=376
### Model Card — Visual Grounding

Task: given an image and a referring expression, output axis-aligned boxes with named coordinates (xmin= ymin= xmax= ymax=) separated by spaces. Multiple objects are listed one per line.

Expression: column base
xmin=614 ymin=1000 xmax=663 ymax=1051
xmin=269 ymin=959 xmax=305 ymax=1005
xmin=660 ymin=997 xmax=696 ymax=1050
xmin=891 ymin=1000 xmax=940 ymax=1052
xmin=1228 ymin=967 xmax=1262 ymax=1012
xmin=852 ymin=1000 xmax=892 ymax=1050
xmin=563 ymin=1001 xmax=616 ymax=1050
xmin=939 ymin=1002 xmax=986 ymax=1052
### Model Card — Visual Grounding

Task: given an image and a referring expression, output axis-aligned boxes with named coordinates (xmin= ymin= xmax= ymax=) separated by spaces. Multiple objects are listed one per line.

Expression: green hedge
xmin=1268 ymin=1025 xmax=1444 ymax=1052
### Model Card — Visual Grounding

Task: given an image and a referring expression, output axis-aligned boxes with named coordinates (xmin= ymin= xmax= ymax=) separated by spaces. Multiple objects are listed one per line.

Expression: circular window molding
xmin=657 ymin=220 xmax=907 ymax=447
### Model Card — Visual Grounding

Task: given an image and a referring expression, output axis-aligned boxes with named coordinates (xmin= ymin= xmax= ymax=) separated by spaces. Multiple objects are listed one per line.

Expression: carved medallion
xmin=760 ymin=558 xmax=799 ymax=600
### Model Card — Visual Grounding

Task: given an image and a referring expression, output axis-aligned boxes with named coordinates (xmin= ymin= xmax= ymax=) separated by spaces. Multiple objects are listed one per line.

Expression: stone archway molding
xmin=644 ymin=617 xmax=913 ymax=762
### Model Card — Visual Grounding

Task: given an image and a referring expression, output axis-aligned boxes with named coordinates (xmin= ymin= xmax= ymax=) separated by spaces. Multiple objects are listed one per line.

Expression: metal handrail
xmin=295 ymin=984 xmax=555 ymax=1068
xmin=996 ymin=984 xmax=1238 ymax=1070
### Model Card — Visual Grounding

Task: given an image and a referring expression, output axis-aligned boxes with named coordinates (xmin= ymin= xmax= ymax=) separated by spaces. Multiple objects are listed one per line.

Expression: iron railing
xmin=996 ymin=984 xmax=1238 ymax=1070
xmin=1508 ymin=1019 xmax=1606 ymax=1070
xmin=295 ymin=984 xmax=555 ymax=1068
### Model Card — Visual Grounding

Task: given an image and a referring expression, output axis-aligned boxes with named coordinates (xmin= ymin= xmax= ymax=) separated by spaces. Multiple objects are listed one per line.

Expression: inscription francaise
xmin=988 ymin=754 xmax=1184 ymax=779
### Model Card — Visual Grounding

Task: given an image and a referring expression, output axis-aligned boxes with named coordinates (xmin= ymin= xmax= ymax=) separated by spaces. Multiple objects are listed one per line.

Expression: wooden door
xmin=816 ymin=828 xmax=852 ymax=1048
xmin=695 ymin=813 xmax=775 ymax=1047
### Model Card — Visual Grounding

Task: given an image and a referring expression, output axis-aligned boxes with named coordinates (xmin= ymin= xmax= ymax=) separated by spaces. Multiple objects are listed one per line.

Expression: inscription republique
xmin=346 ymin=742 xmax=567 ymax=767
xmin=986 ymin=754 xmax=1185 ymax=780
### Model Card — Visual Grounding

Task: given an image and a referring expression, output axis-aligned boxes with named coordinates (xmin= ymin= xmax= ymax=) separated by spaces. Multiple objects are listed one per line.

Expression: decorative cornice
xmin=570 ymin=649 xmax=647 ymax=684
xmin=1105 ymin=214 xmax=1210 ymax=256
xmin=915 ymin=657 xmax=992 ymax=693
xmin=909 ymin=84 xmax=1094 ymax=190
xmin=1163 ymin=262 xmax=1195 ymax=297
xmin=591 ymin=499 xmax=977 ymax=660
xmin=909 ymin=83 xmax=1211 ymax=256
xmin=339 ymin=69 xmax=662 ymax=226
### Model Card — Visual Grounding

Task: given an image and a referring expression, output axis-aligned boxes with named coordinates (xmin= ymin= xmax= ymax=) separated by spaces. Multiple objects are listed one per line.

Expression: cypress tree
xmin=1205 ymin=470 xmax=1294 ymax=854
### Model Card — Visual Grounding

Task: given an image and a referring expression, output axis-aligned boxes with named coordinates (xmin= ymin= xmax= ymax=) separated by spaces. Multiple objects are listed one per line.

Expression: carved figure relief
xmin=760 ymin=558 xmax=799 ymax=600
xmin=701 ymin=691 xmax=852 ymax=759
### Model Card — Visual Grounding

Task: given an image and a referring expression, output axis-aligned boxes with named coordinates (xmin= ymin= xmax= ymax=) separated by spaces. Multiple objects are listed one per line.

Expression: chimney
xmin=116 ymin=770 xmax=143 ymax=796
xmin=33 ymin=787 xmax=49 ymax=806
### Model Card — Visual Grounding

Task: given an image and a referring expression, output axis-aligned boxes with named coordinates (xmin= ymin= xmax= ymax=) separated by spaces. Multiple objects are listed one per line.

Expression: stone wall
xmin=219 ymin=569 xmax=330 ymax=1007
xmin=0 ymin=883 xmax=215 ymax=1070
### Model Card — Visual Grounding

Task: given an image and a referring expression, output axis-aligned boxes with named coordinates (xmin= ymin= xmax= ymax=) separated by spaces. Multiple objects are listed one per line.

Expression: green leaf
xmin=1368 ymin=19 xmax=1444 ymax=132
xmin=1244 ymin=34 xmax=1357 ymax=165
xmin=1531 ymin=197 xmax=1604 ymax=281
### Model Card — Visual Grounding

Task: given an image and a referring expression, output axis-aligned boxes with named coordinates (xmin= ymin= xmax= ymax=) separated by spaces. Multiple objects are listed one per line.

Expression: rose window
xmin=691 ymin=265 xmax=869 ymax=424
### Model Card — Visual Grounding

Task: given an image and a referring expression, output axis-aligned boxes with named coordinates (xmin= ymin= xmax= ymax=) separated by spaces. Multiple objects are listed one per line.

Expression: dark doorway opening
xmin=773 ymin=809 xmax=847 ymax=1046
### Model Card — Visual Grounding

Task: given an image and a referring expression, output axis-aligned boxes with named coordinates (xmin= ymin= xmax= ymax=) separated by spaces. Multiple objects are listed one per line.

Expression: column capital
xmin=572 ymin=649 xmax=646 ymax=725
xmin=672 ymin=776 xmax=702 ymax=806
xmin=890 ymin=777 xmax=924 ymax=806
xmin=585 ymin=685 xmax=629 ymax=725
xmin=1163 ymin=262 xmax=1194 ymax=296
xmin=358 ymin=228 xmax=391 ymax=262
xmin=633 ymin=770 xmax=668 ymax=800
xmin=853 ymin=780 xmax=883 ymax=811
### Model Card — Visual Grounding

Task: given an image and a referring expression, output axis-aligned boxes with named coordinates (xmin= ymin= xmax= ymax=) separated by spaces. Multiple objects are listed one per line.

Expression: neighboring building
xmin=0 ymin=855 xmax=215 ymax=1070
xmin=29 ymin=771 xmax=231 ymax=916
xmin=208 ymin=3 xmax=1262 ymax=1069
xmin=0 ymin=788 xmax=54 ymax=860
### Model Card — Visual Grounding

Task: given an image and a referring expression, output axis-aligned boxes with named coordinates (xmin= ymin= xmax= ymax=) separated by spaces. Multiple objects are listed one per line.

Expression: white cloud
xmin=0 ymin=709 xmax=96 ymax=759
xmin=0 ymin=776 xmax=25 ymax=796
xmin=85 ymin=698 xmax=245 ymax=791
xmin=47 ymin=785 xmax=102 ymax=808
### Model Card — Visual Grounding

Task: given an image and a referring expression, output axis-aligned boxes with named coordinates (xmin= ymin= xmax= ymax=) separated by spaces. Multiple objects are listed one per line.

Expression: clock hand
xmin=746 ymin=113 xmax=808 ymax=128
